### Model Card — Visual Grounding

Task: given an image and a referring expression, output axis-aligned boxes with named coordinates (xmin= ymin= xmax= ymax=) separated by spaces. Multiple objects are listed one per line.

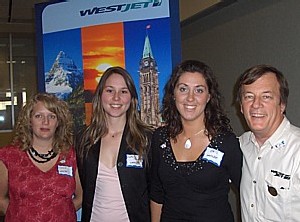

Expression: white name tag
xmin=57 ymin=165 xmax=73 ymax=176
xmin=203 ymin=147 xmax=224 ymax=167
xmin=126 ymin=154 xmax=143 ymax=168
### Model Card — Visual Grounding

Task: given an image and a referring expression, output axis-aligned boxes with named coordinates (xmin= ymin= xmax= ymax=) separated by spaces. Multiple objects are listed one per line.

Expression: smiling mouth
xmin=111 ymin=104 xmax=122 ymax=108
xmin=184 ymin=105 xmax=196 ymax=109
xmin=250 ymin=113 xmax=266 ymax=117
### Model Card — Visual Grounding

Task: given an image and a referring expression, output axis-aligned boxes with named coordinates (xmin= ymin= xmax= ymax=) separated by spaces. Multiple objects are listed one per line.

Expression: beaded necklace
xmin=28 ymin=147 xmax=57 ymax=163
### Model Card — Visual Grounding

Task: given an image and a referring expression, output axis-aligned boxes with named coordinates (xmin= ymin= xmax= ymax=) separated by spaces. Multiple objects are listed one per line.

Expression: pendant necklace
xmin=110 ymin=130 xmax=123 ymax=138
xmin=184 ymin=129 xmax=206 ymax=149
xmin=28 ymin=146 xmax=57 ymax=163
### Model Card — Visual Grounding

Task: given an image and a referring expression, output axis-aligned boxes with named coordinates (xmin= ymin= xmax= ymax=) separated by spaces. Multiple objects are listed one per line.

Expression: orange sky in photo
xmin=81 ymin=22 xmax=125 ymax=91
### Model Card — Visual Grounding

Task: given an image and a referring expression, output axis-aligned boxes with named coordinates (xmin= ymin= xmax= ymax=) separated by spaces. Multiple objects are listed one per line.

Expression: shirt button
xmin=251 ymin=204 xmax=254 ymax=207
xmin=253 ymin=180 xmax=257 ymax=184
xmin=258 ymin=157 xmax=261 ymax=160
xmin=117 ymin=162 xmax=123 ymax=167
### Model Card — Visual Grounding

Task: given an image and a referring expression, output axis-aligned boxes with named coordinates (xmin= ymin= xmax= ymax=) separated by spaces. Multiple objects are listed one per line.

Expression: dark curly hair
xmin=162 ymin=60 xmax=232 ymax=139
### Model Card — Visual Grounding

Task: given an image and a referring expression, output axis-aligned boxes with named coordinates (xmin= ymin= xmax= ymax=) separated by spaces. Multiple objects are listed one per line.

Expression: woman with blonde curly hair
xmin=0 ymin=93 xmax=82 ymax=221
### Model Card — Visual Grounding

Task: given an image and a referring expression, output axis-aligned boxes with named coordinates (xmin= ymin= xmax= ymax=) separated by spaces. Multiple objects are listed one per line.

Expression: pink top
xmin=90 ymin=161 xmax=129 ymax=222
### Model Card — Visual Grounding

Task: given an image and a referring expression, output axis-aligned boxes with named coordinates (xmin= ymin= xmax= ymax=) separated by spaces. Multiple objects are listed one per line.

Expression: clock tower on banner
xmin=139 ymin=25 xmax=160 ymax=126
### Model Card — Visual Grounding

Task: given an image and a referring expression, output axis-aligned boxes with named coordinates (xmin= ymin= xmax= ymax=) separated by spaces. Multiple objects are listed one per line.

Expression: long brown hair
xmin=78 ymin=66 xmax=152 ymax=160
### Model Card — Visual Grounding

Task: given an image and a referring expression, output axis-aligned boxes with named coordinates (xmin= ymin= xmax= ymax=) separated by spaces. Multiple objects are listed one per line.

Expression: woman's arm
xmin=149 ymin=129 xmax=164 ymax=222
xmin=150 ymin=200 xmax=162 ymax=222
xmin=73 ymin=168 xmax=83 ymax=210
xmin=0 ymin=161 xmax=9 ymax=215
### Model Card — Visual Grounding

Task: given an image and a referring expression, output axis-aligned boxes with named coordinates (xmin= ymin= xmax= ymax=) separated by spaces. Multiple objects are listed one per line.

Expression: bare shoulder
xmin=0 ymin=160 xmax=8 ymax=189
xmin=0 ymin=160 xmax=7 ymax=171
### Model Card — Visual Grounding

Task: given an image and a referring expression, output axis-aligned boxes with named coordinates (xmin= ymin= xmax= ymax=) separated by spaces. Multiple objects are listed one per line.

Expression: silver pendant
xmin=184 ymin=138 xmax=192 ymax=149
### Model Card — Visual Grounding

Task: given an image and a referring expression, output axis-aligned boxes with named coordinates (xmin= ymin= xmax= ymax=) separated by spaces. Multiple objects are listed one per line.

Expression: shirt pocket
xmin=262 ymin=172 xmax=291 ymax=220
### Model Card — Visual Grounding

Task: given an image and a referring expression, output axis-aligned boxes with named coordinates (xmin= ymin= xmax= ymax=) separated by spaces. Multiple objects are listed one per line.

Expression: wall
xmin=181 ymin=0 xmax=300 ymax=136
xmin=181 ymin=1 xmax=300 ymax=221
xmin=0 ymin=133 xmax=13 ymax=147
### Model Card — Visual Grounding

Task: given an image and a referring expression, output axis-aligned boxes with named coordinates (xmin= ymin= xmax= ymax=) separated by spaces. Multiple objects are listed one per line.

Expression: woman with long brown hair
xmin=76 ymin=66 xmax=153 ymax=222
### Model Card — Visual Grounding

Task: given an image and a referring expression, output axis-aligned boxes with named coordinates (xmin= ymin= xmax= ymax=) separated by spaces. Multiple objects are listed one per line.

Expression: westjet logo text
xmin=80 ymin=1 xmax=163 ymax=17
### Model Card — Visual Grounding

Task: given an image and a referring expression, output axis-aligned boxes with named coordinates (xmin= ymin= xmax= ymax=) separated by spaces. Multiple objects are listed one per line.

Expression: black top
xmin=150 ymin=127 xmax=242 ymax=222
xmin=76 ymin=128 xmax=152 ymax=222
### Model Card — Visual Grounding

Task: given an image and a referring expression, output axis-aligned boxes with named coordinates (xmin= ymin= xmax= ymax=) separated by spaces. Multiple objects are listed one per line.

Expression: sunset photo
xmin=81 ymin=23 xmax=125 ymax=92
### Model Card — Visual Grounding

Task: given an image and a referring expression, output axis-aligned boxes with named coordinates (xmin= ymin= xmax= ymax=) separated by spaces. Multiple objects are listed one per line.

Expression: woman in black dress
xmin=150 ymin=60 xmax=242 ymax=222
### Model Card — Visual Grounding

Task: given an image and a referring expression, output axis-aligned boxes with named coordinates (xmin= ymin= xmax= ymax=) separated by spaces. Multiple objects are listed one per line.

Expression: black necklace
xmin=28 ymin=147 xmax=57 ymax=163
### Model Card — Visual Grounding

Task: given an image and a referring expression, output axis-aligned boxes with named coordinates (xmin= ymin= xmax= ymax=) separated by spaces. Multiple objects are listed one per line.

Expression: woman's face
xmin=30 ymin=101 xmax=58 ymax=143
xmin=101 ymin=73 xmax=132 ymax=119
xmin=174 ymin=71 xmax=211 ymax=124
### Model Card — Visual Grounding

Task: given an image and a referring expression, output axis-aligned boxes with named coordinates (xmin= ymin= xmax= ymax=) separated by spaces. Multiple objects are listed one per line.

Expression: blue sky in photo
xmin=124 ymin=17 xmax=175 ymax=105
xmin=41 ymin=17 xmax=181 ymax=106
xmin=43 ymin=29 xmax=83 ymax=73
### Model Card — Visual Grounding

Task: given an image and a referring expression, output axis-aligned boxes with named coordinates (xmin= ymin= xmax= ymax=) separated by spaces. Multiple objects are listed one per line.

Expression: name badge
xmin=274 ymin=140 xmax=286 ymax=149
xmin=203 ymin=147 xmax=224 ymax=167
xmin=57 ymin=165 xmax=73 ymax=176
xmin=126 ymin=154 xmax=143 ymax=168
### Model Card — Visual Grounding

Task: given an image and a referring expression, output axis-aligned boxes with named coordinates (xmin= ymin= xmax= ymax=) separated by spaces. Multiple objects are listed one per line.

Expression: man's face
xmin=240 ymin=72 xmax=285 ymax=139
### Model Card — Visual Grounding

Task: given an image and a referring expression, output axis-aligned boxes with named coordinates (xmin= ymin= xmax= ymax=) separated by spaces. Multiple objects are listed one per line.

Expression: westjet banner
xmin=42 ymin=0 xmax=170 ymax=33
xmin=35 ymin=0 xmax=181 ymax=129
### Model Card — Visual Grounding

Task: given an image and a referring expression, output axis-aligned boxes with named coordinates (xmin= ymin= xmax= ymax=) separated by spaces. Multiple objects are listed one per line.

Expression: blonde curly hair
xmin=12 ymin=93 xmax=74 ymax=153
